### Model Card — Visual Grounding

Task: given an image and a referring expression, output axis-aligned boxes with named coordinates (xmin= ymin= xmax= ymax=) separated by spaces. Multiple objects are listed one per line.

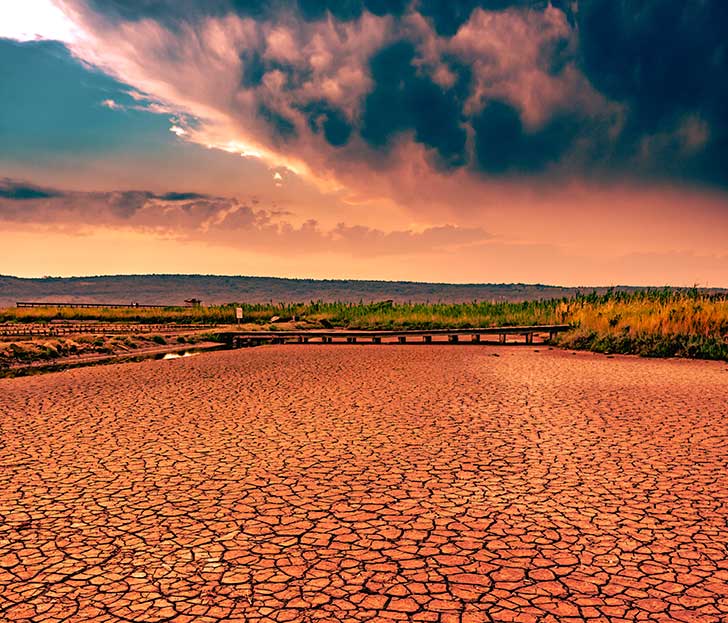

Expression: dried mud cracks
xmin=1 ymin=346 xmax=727 ymax=622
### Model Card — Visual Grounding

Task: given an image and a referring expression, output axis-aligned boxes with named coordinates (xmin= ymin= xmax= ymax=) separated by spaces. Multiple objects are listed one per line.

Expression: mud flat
xmin=1 ymin=347 xmax=727 ymax=622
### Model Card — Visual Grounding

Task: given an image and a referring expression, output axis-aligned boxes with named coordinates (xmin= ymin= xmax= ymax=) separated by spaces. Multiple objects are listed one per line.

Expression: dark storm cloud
xmin=239 ymin=49 xmax=266 ymax=88
xmin=87 ymin=0 xmax=409 ymax=24
xmin=0 ymin=179 xmax=490 ymax=255
xmin=158 ymin=192 xmax=209 ymax=201
xmin=417 ymin=0 xmax=489 ymax=37
xmin=70 ymin=0 xmax=728 ymax=191
xmin=0 ymin=179 xmax=61 ymax=200
xmin=258 ymin=104 xmax=298 ymax=141
xmin=576 ymin=0 xmax=728 ymax=187
xmin=418 ymin=1 xmax=569 ymax=36
xmin=296 ymin=0 xmax=408 ymax=22
xmin=87 ymin=0 xmax=269 ymax=23
xmin=0 ymin=180 xmax=247 ymax=227
xmin=361 ymin=41 xmax=468 ymax=168
xmin=0 ymin=180 xmax=219 ymax=216
xmin=472 ymin=100 xmax=590 ymax=175
xmin=299 ymin=101 xmax=352 ymax=147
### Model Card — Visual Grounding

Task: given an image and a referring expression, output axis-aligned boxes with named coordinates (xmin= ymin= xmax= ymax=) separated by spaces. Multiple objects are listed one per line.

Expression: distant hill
xmin=0 ymin=274 xmax=717 ymax=308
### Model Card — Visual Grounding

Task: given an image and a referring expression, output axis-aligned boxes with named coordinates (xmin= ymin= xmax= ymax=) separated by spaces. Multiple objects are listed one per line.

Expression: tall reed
xmin=2 ymin=289 xmax=727 ymax=359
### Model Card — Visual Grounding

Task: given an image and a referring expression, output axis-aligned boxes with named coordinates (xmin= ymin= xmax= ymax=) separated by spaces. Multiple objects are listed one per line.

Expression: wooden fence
xmin=0 ymin=324 xmax=213 ymax=337
xmin=16 ymin=301 xmax=173 ymax=309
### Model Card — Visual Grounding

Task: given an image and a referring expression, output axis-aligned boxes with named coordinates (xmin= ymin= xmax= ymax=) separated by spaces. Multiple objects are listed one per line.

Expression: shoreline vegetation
xmin=1 ymin=289 xmax=727 ymax=364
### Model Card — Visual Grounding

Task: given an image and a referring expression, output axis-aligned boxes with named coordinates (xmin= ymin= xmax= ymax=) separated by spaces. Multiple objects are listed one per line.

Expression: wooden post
xmin=448 ymin=335 xmax=459 ymax=343
xmin=372 ymin=336 xmax=381 ymax=344
xmin=423 ymin=335 xmax=432 ymax=343
xmin=471 ymin=334 xmax=480 ymax=343
xmin=398 ymin=336 xmax=407 ymax=344
xmin=347 ymin=337 xmax=357 ymax=343
xmin=525 ymin=333 xmax=533 ymax=345
xmin=499 ymin=333 xmax=507 ymax=344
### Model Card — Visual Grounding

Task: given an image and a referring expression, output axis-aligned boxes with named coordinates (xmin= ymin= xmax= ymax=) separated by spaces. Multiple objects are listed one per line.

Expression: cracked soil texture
xmin=1 ymin=346 xmax=727 ymax=623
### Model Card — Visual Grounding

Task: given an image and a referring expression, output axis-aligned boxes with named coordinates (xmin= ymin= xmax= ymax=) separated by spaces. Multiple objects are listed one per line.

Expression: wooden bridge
xmin=222 ymin=325 xmax=571 ymax=348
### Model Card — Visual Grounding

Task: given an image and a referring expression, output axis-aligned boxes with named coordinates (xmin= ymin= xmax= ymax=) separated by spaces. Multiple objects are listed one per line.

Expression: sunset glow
xmin=1 ymin=1 xmax=727 ymax=286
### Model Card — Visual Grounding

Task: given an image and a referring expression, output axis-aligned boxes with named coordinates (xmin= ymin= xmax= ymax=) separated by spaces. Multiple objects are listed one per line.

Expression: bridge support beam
xmin=423 ymin=335 xmax=432 ymax=343
xmin=471 ymin=334 xmax=480 ymax=343
xmin=372 ymin=336 xmax=381 ymax=344
xmin=448 ymin=335 xmax=459 ymax=343
xmin=398 ymin=336 xmax=407 ymax=344
xmin=499 ymin=334 xmax=507 ymax=344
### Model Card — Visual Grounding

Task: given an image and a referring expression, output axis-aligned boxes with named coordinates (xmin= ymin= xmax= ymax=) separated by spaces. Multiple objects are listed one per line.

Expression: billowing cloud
xmin=45 ymin=0 xmax=727 ymax=209
xmin=2 ymin=2 xmax=727 ymax=286
xmin=0 ymin=178 xmax=490 ymax=256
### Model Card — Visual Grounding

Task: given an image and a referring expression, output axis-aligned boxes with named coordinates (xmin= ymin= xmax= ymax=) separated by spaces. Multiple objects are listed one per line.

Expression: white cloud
xmin=101 ymin=98 xmax=122 ymax=110
xmin=0 ymin=0 xmax=79 ymax=42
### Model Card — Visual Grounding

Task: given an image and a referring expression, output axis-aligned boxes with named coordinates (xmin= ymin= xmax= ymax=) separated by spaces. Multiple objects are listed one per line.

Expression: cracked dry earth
xmin=1 ymin=346 xmax=727 ymax=623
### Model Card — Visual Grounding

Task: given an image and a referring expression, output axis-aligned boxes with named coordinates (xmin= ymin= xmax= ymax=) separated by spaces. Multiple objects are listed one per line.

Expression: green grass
xmin=2 ymin=288 xmax=727 ymax=360
xmin=555 ymin=288 xmax=728 ymax=360
xmin=0 ymin=300 xmax=561 ymax=327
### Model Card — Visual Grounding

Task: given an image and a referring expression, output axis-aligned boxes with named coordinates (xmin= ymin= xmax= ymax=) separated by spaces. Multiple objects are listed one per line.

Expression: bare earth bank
xmin=1 ymin=347 xmax=727 ymax=622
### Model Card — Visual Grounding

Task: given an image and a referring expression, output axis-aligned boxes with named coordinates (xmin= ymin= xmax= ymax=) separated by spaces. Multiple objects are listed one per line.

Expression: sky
xmin=1 ymin=0 xmax=727 ymax=286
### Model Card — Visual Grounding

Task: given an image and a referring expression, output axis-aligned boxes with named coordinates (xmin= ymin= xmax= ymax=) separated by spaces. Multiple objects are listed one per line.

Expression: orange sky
xmin=1 ymin=1 xmax=727 ymax=286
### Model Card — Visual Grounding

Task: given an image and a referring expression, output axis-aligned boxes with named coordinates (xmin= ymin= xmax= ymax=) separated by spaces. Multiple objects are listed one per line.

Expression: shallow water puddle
xmin=161 ymin=351 xmax=198 ymax=360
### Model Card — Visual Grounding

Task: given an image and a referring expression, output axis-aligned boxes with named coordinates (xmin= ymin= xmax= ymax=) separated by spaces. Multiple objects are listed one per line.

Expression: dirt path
xmin=1 ymin=347 xmax=727 ymax=622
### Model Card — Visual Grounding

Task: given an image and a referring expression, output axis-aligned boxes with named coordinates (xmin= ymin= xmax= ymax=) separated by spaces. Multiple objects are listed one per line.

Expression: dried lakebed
xmin=1 ymin=346 xmax=727 ymax=622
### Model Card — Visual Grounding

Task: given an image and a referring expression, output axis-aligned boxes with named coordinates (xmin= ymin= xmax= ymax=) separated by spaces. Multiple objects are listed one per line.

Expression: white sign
xmin=235 ymin=307 xmax=243 ymax=320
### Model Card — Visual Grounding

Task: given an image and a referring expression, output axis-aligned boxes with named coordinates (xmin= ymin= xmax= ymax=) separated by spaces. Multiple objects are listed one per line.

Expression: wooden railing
xmin=16 ymin=301 xmax=173 ymax=309
xmin=0 ymin=323 xmax=213 ymax=337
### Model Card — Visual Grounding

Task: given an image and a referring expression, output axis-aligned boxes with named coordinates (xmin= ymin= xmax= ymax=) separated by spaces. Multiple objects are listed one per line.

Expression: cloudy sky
xmin=1 ymin=1 xmax=727 ymax=286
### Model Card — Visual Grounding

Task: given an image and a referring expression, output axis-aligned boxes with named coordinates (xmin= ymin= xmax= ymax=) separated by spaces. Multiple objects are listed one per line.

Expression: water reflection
xmin=161 ymin=351 xmax=198 ymax=360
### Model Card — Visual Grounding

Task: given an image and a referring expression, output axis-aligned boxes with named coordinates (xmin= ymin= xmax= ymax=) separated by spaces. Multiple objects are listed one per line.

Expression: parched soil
xmin=1 ymin=346 xmax=727 ymax=622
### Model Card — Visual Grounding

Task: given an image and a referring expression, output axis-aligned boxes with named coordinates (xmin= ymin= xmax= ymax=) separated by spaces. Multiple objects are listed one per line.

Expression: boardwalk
xmin=223 ymin=325 xmax=571 ymax=347
xmin=1 ymin=347 xmax=727 ymax=622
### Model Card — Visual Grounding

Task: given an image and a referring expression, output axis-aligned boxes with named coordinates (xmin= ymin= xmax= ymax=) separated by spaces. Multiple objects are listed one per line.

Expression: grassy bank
xmin=0 ymin=332 xmax=214 ymax=373
xmin=556 ymin=290 xmax=728 ymax=360
xmin=1 ymin=289 xmax=727 ymax=361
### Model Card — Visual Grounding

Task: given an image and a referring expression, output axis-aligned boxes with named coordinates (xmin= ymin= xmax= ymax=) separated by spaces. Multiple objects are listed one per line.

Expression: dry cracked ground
xmin=1 ymin=346 xmax=727 ymax=623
